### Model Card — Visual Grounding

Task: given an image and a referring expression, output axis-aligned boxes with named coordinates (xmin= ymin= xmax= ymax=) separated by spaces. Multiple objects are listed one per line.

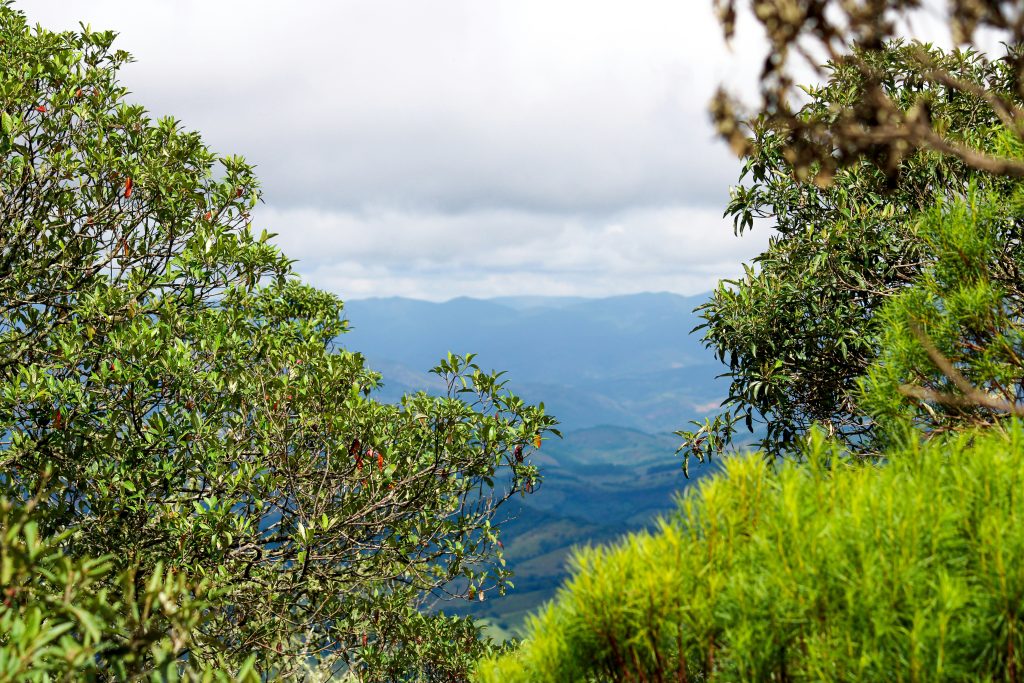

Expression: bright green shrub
xmin=860 ymin=189 xmax=1024 ymax=444
xmin=477 ymin=426 xmax=1024 ymax=681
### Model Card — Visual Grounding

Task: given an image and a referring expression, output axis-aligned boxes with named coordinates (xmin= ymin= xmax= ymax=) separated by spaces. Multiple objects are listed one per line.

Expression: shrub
xmin=478 ymin=425 xmax=1024 ymax=681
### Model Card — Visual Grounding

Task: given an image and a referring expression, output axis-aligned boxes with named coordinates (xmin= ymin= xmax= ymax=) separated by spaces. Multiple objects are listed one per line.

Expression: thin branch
xmin=901 ymin=323 xmax=1024 ymax=417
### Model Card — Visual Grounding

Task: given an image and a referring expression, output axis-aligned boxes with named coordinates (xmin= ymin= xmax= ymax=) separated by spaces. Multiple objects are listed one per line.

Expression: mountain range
xmin=340 ymin=292 xmax=731 ymax=635
xmin=341 ymin=292 xmax=724 ymax=433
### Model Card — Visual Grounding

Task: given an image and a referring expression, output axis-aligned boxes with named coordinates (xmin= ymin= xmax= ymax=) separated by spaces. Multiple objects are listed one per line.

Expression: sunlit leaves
xmin=479 ymin=426 xmax=1024 ymax=681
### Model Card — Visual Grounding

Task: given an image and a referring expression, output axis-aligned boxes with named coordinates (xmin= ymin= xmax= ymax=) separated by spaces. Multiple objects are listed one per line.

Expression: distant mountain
xmin=341 ymin=292 xmax=725 ymax=433
xmin=339 ymin=292 xmax=732 ymax=634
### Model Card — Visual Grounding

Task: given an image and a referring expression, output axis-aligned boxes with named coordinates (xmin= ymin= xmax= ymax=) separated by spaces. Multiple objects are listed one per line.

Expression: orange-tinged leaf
xmin=533 ymin=434 xmax=542 ymax=449
xmin=123 ymin=177 xmax=132 ymax=198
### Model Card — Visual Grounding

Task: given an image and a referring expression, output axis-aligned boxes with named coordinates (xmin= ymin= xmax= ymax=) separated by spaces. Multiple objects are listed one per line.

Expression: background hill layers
xmin=341 ymin=293 xmax=726 ymax=632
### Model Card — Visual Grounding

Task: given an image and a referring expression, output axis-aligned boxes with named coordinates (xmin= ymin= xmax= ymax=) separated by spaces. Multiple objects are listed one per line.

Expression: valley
xmin=341 ymin=293 xmax=730 ymax=633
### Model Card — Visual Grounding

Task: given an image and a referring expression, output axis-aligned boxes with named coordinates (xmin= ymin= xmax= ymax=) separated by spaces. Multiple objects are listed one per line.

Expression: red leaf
xmin=123 ymin=177 xmax=132 ymax=198
xmin=34 ymin=105 xmax=46 ymax=113
xmin=204 ymin=211 xmax=212 ymax=221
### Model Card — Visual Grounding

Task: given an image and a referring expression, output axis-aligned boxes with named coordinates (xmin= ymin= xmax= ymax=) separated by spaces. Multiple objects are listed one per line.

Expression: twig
xmin=899 ymin=323 xmax=1024 ymax=417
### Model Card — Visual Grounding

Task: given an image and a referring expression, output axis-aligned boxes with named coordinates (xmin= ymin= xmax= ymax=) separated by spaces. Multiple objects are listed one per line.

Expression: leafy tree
xmin=0 ymin=3 xmax=555 ymax=679
xmin=477 ymin=424 xmax=1024 ymax=682
xmin=680 ymin=42 xmax=1024 ymax=464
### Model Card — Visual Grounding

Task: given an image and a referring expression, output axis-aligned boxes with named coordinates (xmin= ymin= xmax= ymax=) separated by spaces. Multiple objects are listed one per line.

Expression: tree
xmin=680 ymin=42 xmax=1024 ymax=464
xmin=0 ymin=4 xmax=556 ymax=679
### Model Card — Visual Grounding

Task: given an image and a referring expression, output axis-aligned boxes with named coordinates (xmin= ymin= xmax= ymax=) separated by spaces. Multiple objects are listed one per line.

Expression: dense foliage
xmin=680 ymin=43 xmax=1024 ymax=464
xmin=477 ymin=424 xmax=1024 ymax=682
xmin=1 ymin=494 xmax=253 ymax=681
xmin=0 ymin=4 xmax=555 ymax=679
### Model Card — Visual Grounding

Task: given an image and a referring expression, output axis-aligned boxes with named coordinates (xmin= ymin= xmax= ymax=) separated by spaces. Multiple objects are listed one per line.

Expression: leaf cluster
xmin=861 ymin=188 xmax=1024 ymax=443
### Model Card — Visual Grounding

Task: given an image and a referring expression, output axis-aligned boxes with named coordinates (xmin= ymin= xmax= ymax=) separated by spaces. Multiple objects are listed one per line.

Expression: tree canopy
xmin=680 ymin=41 xmax=1024 ymax=463
xmin=0 ymin=4 xmax=555 ymax=679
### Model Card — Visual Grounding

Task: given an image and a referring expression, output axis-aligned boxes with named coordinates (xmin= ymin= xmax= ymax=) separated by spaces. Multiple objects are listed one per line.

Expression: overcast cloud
xmin=24 ymin=0 xmax=773 ymax=300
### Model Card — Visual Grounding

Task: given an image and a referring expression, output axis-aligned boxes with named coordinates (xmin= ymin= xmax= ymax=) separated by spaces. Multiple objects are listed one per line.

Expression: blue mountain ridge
xmin=340 ymin=292 xmax=724 ymax=433
xmin=338 ymin=292 xmax=729 ymax=635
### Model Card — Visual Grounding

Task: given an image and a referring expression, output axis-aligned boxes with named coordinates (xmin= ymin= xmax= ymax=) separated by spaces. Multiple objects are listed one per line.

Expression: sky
xmin=23 ymin=1 xmax=777 ymax=301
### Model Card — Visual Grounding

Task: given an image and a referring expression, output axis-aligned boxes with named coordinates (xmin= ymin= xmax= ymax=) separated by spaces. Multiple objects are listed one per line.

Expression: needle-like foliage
xmin=478 ymin=425 xmax=1024 ymax=682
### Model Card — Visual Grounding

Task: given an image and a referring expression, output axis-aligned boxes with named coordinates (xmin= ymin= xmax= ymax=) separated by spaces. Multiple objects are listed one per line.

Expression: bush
xmin=477 ymin=425 xmax=1024 ymax=681
xmin=0 ymin=491 xmax=253 ymax=681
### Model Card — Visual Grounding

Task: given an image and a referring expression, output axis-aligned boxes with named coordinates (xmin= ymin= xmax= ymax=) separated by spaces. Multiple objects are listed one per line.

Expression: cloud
xmin=259 ymin=203 xmax=772 ymax=301
xmin=24 ymin=0 xmax=772 ymax=299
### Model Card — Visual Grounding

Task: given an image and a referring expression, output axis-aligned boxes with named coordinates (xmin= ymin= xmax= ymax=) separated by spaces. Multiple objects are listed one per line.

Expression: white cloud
xmin=259 ymin=203 xmax=772 ymax=301
xmin=23 ymin=0 xmax=772 ymax=299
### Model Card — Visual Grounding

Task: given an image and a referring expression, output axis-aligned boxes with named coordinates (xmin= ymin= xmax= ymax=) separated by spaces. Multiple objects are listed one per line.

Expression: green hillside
xmin=443 ymin=427 xmax=721 ymax=635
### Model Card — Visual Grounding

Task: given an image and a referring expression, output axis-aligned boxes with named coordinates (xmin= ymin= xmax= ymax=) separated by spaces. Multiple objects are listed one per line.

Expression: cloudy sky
xmin=24 ymin=1 xmax=775 ymax=301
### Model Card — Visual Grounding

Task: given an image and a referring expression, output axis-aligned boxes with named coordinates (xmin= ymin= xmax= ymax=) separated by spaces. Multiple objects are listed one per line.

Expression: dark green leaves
xmin=0 ymin=4 xmax=556 ymax=679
